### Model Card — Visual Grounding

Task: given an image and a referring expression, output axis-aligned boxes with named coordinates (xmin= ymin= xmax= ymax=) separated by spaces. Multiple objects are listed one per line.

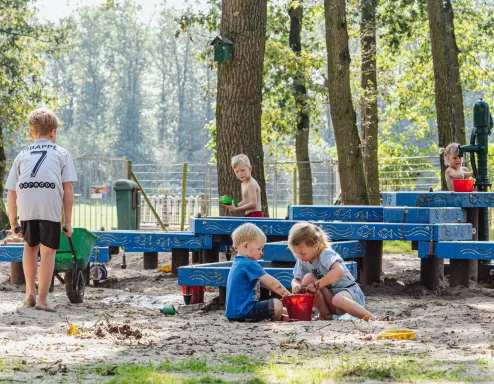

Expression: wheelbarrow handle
xmin=67 ymin=236 xmax=76 ymax=258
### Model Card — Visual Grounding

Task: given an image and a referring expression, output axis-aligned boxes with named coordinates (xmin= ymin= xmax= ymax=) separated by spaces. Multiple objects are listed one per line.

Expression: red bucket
xmin=282 ymin=294 xmax=315 ymax=321
xmin=180 ymin=286 xmax=204 ymax=304
xmin=453 ymin=179 xmax=474 ymax=192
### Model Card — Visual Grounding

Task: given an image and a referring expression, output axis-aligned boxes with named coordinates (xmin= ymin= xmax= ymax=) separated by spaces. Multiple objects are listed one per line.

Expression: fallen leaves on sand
xmin=40 ymin=359 xmax=67 ymax=375
xmin=74 ymin=314 xmax=144 ymax=341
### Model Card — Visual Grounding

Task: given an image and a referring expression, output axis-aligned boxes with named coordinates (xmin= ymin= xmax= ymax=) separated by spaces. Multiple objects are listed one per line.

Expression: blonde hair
xmin=439 ymin=143 xmax=460 ymax=166
xmin=28 ymin=107 xmax=58 ymax=137
xmin=231 ymin=223 xmax=266 ymax=248
xmin=231 ymin=154 xmax=251 ymax=167
xmin=288 ymin=222 xmax=330 ymax=251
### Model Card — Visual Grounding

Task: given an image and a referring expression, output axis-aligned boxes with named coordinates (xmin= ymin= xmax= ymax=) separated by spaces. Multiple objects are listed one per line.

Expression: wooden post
xmin=360 ymin=240 xmax=382 ymax=286
xmin=450 ymin=207 xmax=478 ymax=287
xmin=191 ymin=251 xmax=200 ymax=264
xmin=127 ymin=159 xmax=132 ymax=180
xmin=219 ymin=286 xmax=227 ymax=304
xmin=468 ymin=208 xmax=479 ymax=281
xmin=421 ymin=256 xmax=444 ymax=291
xmin=143 ymin=252 xmax=158 ymax=270
xmin=10 ymin=262 xmax=25 ymax=285
xmin=200 ymin=246 xmax=219 ymax=264
xmin=181 ymin=163 xmax=188 ymax=231
xmin=172 ymin=249 xmax=190 ymax=274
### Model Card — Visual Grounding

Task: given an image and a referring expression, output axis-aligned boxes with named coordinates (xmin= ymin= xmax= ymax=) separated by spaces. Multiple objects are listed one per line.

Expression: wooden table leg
xmin=10 ymin=262 xmax=25 ymax=285
xmin=143 ymin=252 xmax=158 ymax=270
xmin=172 ymin=249 xmax=189 ymax=274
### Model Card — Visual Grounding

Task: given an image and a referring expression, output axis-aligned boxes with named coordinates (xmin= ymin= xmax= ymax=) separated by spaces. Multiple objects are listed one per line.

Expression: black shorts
xmin=21 ymin=220 xmax=61 ymax=250
xmin=229 ymin=299 xmax=276 ymax=323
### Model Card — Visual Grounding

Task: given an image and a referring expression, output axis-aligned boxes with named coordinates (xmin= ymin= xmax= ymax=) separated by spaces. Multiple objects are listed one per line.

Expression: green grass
xmin=64 ymin=351 xmax=494 ymax=384
xmin=71 ymin=202 xmax=118 ymax=231
xmin=383 ymin=240 xmax=415 ymax=254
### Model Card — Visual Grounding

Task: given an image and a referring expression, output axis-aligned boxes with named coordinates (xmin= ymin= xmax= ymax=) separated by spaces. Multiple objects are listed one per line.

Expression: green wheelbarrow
xmin=52 ymin=228 xmax=99 ymax=304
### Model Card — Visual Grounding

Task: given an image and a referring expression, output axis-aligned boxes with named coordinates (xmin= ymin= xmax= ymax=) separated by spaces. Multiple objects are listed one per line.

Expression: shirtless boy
xmin=226 ymin=154 xmax=264 ymax=218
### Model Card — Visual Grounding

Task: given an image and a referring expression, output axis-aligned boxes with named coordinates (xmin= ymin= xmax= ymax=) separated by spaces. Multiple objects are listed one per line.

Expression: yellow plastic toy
xmin=158 ymin=264 xmax=172 ymax=273
xmin=377 ymin=329 xmax=415 ymax=340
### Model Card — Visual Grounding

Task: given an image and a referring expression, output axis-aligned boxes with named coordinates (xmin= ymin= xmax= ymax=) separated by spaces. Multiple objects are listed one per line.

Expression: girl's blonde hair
xmin=439 ymin=143 xmax=460 ymax=166
xmin=287 ymin=222 xmax=330 ymax=251
xmin=231 ymin=223 xmax=266 ymax=248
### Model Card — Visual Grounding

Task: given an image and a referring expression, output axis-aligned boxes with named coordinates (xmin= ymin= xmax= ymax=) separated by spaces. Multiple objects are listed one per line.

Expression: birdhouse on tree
xmin=211 ymin=36 xmax=233 ymax=65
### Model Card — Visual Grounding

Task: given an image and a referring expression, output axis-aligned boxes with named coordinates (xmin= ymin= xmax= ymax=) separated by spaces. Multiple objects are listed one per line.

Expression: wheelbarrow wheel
xmin=65 ymin=270 xmax=85 ymax=304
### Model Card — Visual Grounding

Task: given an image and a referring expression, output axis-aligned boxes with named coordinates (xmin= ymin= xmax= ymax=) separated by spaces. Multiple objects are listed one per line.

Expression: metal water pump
xmin=458 ymin=99 xmax=494 ymax=241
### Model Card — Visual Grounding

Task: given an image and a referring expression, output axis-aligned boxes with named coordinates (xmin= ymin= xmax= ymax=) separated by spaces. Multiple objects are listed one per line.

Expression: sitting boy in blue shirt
xmin=225 ymin=223 xmax=291 ymax=322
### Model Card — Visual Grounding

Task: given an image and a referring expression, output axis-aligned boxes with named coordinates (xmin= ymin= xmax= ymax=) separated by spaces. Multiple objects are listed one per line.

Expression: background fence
xmin=6 ymin=154 xmax=494 ymax=231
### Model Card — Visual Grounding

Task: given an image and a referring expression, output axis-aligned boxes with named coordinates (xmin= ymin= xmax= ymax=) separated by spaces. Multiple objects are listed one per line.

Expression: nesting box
xmin=211 ymin=36 xmax=233 ymax=65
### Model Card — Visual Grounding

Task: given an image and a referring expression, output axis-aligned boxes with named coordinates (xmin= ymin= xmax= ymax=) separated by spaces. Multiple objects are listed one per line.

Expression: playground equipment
xmin=458 ymin=99 xmax=494 ymax=243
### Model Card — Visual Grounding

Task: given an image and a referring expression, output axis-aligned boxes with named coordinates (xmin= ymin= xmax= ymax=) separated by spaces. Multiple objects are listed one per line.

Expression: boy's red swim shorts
xmin=246 ymin=211 xmax=264 ymax=218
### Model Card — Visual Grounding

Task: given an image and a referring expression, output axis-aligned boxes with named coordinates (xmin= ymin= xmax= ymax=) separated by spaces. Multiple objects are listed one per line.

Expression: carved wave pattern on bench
xmin=459 ymin=245 xmax=494 ymax=259
xmin=185 ymin=270 xmax=228 ymax=286
xmin=297 ymin=208 xmax=383 ymax=221
xmin=0 ymin=248 xmax=23 ymax=262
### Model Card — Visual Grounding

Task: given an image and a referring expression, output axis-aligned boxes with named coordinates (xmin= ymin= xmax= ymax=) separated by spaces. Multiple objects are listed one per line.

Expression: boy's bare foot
xmin=23 ymin=296 xmax=36 ymax=308
xmin=35 ymin=305 xmax=57 ymax=313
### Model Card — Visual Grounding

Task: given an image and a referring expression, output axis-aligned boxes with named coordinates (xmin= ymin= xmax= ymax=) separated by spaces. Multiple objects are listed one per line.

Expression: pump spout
xmin=458 ymin=144 xmax=482 ymax=158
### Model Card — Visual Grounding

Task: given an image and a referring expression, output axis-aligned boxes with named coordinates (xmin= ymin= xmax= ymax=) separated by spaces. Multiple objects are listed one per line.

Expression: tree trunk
xmin=324 ymin=0 xmax=369 ymax=205
xmin=0 ymin=124 xmax=10 ymax=229
xmin=159 ymin=74 xmax=167 ymax=144
xmin=361 ymin=0 xmax=380 ymax=205
xmin=206 ymin=62 xmax=213 ymax=124
xmin=176 ymin=36 xmax=190 ymax=154
xmin=427 ymin=0 xmax=456 ymax=191
xmin=289 ymin=1 xmax=313 ymax=205
xmin=444 ymin=0 xmax=466 ymax=145
xmin=216 ymin=0 xmax=269 ymax=217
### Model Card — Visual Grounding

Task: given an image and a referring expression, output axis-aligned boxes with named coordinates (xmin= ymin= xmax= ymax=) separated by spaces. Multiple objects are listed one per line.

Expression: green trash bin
xmin=114 ymin=179 xmax=139 ymax=230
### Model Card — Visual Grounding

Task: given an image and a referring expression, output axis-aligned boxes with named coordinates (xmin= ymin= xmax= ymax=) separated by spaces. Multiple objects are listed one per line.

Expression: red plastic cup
xmin=453 ymin=179 xmax=474 ymax=192
xmin=282 ymin=294 xmax=315 ymax=321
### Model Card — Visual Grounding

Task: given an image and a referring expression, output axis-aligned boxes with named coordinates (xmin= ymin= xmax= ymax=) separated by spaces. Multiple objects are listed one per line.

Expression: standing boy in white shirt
xmin=6 ymin=108 xmax=78 ymax=312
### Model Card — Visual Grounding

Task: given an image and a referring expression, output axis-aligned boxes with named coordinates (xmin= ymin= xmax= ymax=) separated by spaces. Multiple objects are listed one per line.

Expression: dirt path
xmin=1 ymin=252 xmax=493 ymax=383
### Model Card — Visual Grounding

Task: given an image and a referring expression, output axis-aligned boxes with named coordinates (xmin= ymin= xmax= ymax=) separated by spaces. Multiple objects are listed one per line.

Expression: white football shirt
xmin=5 ymin=138 xmax=78 ymax=222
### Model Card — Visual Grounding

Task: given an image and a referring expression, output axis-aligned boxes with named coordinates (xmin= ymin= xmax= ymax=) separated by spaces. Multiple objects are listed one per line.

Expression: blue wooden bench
xmin=188 ymin=215 xmax=472 ymax=287
xmin=383 ymin=207 xmax=466 ymax=223
xmin=0 ymin=245 xmax=111 ymax=263
xmin=384 ymin=192 xmax=494 ymax=289
xmin=178 ymin=261 xmax=358 ymax=289
xmin=382 ymin=191 xmax=494 ymax=208
xmin=288 ymin=205 xmax=383 ymax=222
xmin=189 ymin=217 xmax=472 ymax=241
xmin=263 ymin=240 xmax=365 ymax=262
xmin=93 ymin=230 xmax=213 ymax=273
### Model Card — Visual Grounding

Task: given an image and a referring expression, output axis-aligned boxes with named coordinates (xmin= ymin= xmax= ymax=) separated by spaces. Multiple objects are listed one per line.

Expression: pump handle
xmin=469 ymin=129 xmax=478 ymax=178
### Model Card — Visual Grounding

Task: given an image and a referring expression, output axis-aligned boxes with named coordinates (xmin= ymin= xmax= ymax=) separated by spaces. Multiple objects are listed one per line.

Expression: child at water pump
xmin=223 ymin=154 xmax=264 ymax=218
xmin=441 ymin=143 xmax=474 ymax=191
xmin=288 ymin=222 xmax=375 ymax=321
xmin=225 ymin=223 xmax=291 ymax=322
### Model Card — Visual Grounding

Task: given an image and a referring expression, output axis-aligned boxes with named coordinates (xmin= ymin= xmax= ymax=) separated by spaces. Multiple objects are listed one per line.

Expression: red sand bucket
xmin=282 ymin=294 xmax=315 ymax=321
xmin=181 ymin=286 xmax=204 ymax=305
xmin=453 ymin=179 xmax=474 ymax=192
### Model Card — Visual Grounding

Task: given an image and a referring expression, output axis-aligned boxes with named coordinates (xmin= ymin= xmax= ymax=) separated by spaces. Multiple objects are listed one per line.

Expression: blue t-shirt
xmin=225 ymin=256 xmax=266 ymax=319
